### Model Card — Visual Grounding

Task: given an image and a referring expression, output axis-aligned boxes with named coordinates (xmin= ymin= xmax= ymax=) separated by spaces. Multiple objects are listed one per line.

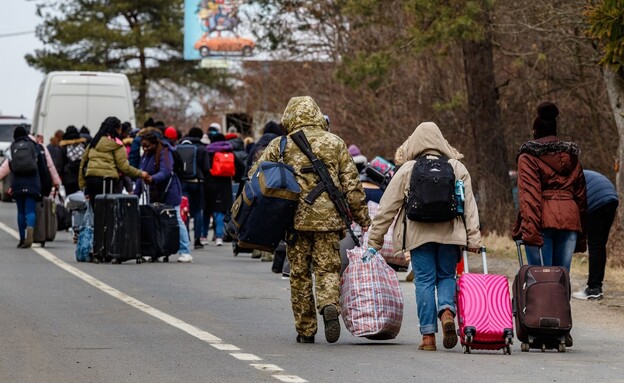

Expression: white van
xmin=32 ymin=71 xmax=135 ymax=143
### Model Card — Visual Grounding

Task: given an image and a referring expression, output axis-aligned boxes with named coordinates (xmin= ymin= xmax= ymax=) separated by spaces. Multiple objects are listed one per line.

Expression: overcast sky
xmin=0 ymin=0 xmax=44 ymax=119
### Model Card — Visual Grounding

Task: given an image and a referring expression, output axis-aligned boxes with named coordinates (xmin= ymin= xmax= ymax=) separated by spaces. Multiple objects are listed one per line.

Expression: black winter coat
xmin=204 ymin=151 xmax=233 ymax=212
xmin=9 ymin=137 xmax=44 ymax=200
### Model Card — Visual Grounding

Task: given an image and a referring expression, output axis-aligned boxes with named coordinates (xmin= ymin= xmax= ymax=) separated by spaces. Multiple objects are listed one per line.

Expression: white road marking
xmin=230 ymin=352 xmax=262 ymax=361
xmin=273 ymin=375 xmax=308 ymax=383
xmin=0 ymin=221 xmax=307 ymax=383
xmin=250 ymin=364 xmax=284 ymax=372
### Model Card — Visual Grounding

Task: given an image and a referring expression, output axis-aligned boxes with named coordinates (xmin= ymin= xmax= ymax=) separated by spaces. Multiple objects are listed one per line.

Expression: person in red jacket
xmin=512 ymin=101 xmax=587 ymax=271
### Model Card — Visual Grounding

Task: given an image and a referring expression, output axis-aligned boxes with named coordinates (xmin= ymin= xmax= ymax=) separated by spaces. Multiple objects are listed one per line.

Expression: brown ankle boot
xmin=418 ymin=334 xmax=436 ymax=351
xmin=440 ymin=309 xmax=458 ymax=349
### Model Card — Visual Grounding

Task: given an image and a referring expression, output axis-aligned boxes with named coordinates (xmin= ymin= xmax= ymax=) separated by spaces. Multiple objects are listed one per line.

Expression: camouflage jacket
xmin=249 ymin=96 xmax=370 ymax=232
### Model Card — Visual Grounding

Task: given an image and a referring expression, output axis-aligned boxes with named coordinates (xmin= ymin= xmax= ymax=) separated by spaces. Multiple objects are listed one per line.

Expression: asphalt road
xmin=0 ymin=201 xmax=622 ymax=383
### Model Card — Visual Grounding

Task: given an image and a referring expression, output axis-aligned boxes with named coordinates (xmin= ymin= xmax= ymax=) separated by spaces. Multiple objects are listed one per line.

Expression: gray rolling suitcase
xmin=34 ymin=196 xmax=57 ymax=247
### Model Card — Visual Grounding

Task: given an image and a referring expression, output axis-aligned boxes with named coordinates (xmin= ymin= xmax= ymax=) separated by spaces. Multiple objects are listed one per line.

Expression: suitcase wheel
xmin=521 ymin=342 xmax=530 ymax=352
xmin=40 ymin=242 xmax=45 ymax=248
xmin=541 ymin=343 xmax=546 ymax=352
xmin=503 ymin=345 xmax=511 ymax=355
xmin=111 ymin=259 xmax=120 ymax=264
xmin=558 ymin=343 xmax=566 ymax=353
xmin=163 ymin=256 xmax=169 ymax=263
xmin=462 ymin=344 xmax=471 ymax=354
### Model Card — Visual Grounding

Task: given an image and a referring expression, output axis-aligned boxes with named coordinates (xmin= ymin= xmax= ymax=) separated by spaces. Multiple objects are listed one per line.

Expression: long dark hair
xmin=90 ymin=116 xmax=121 ymax=148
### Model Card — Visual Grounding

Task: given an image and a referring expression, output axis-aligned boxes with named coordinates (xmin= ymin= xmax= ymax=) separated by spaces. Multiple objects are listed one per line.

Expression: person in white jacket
xmin=367 ymin=122 xmax=482 ymax=352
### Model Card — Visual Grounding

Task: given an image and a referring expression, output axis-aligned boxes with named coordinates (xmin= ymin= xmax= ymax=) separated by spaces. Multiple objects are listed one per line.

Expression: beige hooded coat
xmin=367 ymin=122 xmax=482 ymax=254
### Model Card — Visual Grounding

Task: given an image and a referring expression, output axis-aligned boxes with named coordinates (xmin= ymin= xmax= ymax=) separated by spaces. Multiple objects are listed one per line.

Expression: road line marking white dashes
xmin=230 ymin=353 xmax=262 ymax=361
xmin=0 ymin=222 xmax=306 ymax=383
xmin=250 ymin=364 xmax=284 ymax=372
xmin=273 ymin=375 xmax=308 ymax=383
xmin=211 ymin=343 xmax=241 ymax=351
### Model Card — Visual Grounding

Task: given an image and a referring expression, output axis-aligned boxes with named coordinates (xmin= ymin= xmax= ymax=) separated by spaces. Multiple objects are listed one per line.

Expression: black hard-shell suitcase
xmin=34 ymin=196 xmax=57 ymax=246
xmin=513 ymin=240 xmax=572 ymax=352
xmin=93 ymin=194 xmax=141 ymax=264
xmin=271 ymin=241 xmax=287 ymax=273
xmin=139 ymin=203 xmax=180 ymax=261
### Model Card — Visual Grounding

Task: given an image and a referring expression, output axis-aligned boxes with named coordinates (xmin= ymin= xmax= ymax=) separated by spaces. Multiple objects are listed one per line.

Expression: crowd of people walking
xmin=0 ymin=97 xmax=618 ymax=350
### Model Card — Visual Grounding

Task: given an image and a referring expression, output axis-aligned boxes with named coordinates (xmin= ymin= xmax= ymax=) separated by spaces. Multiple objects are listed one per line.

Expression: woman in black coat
xmin=202 ymin=133 xmax=233 ymax=246
xmin=1 ymin=126 xmax=44 ymax=248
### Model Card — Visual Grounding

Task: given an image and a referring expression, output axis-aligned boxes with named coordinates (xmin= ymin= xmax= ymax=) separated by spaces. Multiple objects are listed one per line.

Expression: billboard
xmin=184 ymin=0 xmax=256 ymax=61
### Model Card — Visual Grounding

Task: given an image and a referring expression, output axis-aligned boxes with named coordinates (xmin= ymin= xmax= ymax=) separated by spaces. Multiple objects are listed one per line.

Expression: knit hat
xmin=210 ymin=133 xmax=225 ymax=143
xmin=348 ymin=144 xmax=361 ymax=157
xmin=533 ymin=101 xmax=559 ymax=139
xmin=164 ymin=126 xmax=178 ymax=140
xmin=263 ymin=121 xmax=282 ymax=136
xmin=63 ymin=125 xmax=80 ymax=140
xmin=188 ymin=127 xmax=203 ymax=138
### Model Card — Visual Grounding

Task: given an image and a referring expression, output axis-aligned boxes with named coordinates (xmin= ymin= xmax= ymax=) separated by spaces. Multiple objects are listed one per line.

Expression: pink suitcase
xmin=456 ymin=247 xmax=514 ymax=354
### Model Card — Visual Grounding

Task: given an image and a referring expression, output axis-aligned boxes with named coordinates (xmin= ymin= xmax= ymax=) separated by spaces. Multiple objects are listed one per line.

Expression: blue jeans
xmin=175 ymin=206 xmax=191 ymax=255
xmin=181 ymin=182 xmax=203 ymax=241
xmin=411 ymin=243 xmax=459 ymax=335
xmin=15 ymin=195 xmax=37 ymax=240
xmin=203 ymin=211 xmax=224 ymax=239
xmin=526 ymin=229 xmax=577 ymax=270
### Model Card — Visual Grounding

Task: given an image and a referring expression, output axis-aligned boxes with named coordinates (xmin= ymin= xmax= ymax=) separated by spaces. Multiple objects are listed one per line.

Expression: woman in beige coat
xmin=367 ymin=122 xmax=482 ymax=351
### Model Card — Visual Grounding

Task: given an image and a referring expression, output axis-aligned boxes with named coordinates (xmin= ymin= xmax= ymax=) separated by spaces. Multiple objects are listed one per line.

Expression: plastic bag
xmin=340 ymin=247 xmax=404 ymax=340
xmin=75 ymin=203 xmax=93 ymax=262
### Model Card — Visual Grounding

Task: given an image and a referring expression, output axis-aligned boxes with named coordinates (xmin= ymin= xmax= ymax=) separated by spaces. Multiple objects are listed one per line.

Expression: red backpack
xmin=210 ymin=151 xmax=236 ymax=177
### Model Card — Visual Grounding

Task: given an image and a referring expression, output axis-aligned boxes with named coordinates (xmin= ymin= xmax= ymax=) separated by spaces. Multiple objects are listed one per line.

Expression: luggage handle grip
xmin=515 ymin=240 xmax=544 ymax=266
xmin=462 ymin=246 xmax=487 ymax=274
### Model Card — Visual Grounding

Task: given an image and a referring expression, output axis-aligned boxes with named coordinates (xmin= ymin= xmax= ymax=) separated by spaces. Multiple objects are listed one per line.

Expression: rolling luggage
xmin=513 ymin=241 xmax=572 ymax=352
xmin=139 ymin=203 xmax=180 ymax=262
xmin=271 ymin=241 xmax=287 ymax=273
xmin=93 ymin=194 xmax=141 ymax=264
xmin=34 ymin=196 xmax=57 ymax=247
xmin=456 ymin=247 xmax=514 ymax=354
xmin=55 ymin=194 xmax=71 ymax=231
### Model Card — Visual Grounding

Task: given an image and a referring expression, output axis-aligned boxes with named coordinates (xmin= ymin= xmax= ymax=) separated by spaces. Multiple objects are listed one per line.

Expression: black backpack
xmin=176 ymin=140 xmax=198 ymax=179
xmin=165 ymin=147 xmax=185 ymax=178
xmin=10 ymin=139 xmax=38 ymax=176
xmin=405 ymin=155 xmax=458 ymax=222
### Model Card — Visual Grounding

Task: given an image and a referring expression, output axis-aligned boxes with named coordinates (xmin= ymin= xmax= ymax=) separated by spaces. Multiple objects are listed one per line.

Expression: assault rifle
xmin=290 ymin=130 xmax=360 ymax=246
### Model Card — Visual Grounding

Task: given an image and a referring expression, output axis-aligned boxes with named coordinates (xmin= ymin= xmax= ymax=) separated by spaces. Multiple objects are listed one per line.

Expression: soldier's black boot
xmin=296 ymin=335 xmax=315 ymax=343
xmin=322 ymin=305 xmax=340 ymax=343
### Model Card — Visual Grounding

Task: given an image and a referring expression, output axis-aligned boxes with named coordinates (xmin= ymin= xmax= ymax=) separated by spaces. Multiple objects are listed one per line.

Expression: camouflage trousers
xmin=287 ymin=230 xmax=342 ymax=337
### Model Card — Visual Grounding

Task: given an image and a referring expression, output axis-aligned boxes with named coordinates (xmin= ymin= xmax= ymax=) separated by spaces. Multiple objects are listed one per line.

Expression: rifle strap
xmin=291 ymin=131 xmax=328 ymax=204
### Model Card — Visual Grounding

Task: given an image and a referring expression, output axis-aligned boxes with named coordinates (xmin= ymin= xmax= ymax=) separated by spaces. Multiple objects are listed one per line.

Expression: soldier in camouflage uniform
xmin=250 ymin=96 xmax=371 ymax=344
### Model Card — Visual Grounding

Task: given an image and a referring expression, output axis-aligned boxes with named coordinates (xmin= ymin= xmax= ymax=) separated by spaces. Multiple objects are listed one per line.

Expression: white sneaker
xmin=216 ymin=238 xmax=223 ymax=246
xmin=177 ymin=253 xmax=193 ymax=263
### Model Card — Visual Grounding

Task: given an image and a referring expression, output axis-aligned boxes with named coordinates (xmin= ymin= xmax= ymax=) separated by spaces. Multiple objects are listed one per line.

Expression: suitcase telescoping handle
xmin=515 ymin=240 xmax=544 ymax=267
xmin=462 ymin=246 xmax=488 ymax=274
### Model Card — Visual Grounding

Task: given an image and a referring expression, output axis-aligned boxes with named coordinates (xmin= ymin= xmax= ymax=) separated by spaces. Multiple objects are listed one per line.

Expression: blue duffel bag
xmin=230 ymin=136 xmax=300 ymax=252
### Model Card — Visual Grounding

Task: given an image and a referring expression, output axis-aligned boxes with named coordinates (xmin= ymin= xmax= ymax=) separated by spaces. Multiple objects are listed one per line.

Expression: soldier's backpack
xmin=405 ymin=154 xmax=458 ymax=222
xmin=229 ymin=136 xmax=301 ymax=252
xmin=10 ymin=139 xmax=38 ymax=176
xmin=210 ymin=151 xmax=236 ymax=177
xmin=176 ymin=140 xmax=198 ymax=179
